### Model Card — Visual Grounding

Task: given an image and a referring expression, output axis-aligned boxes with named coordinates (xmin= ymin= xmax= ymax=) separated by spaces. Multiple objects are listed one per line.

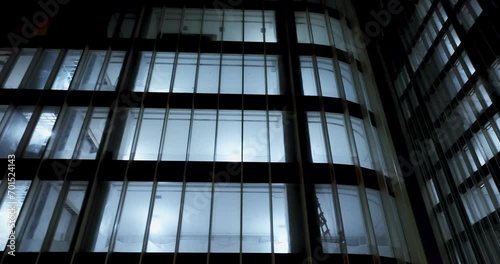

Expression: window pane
xmin=244 ymin=55 xmax=266 ymax=94
xmin=197 ymin=54 xmax=220 ymax=93
xmin=76 ymin=107 xmax=109 ymax=159
xmin=114 ymin=182 xmax=153 ymax=252
xmin=119 ymin=12 xmax=136 ymax=38
xmin=116 ymin=109 xmax=140 ymax=160
xmin=0 ymin=105 xmax=7 ymax=122
xmin=0 ymin=181 xmax=31 ymax=250
xmin=326 ymin=113 xmax=352 ymax=165
xmin=0 ymin=106 xmax=35 ymax=157
xmin=99 ymin=51 xmax=125 ymax=91
xmin=149 ymin=52 xmax=174 ymax=92
xmin=51 ymin=50 xmax=83 ymax=90
xmin=49 ymin=182 xmax=88 ymax=252
xmin=147 ymin=182 xmax=182 ymax=252
xmin=0 ymin=51 xmax=12 ymax=75
xmin=269 ymin=111 xmax=286 ymax=162
xmin=329 ymin=18 xmax=347 ymax=51
xmin=244 ymin=10 xmax=263 ymax=42
xmin=173 ymin=53 xmax=197 ymax=93
xmin=221 ymin=54 xmax=243 ymax=94
xmin=216 ymin=110 xmax=242 ymax=162
xmin=223 ymin=10 xmax=243 ymax=41
xmin=141 ymin=8 xmax=162 ymax=39
xmin=76 ymin=51 xmax=107 ymax=90
xmin=243 ymin=184 xmax=271 ymax=252
xmin=162 ymin=8 xmax=182 ymax=35
xmin=272 ymin=184 xmax=290 ymax=253
xmin=244 ymin=55 xmax=281 ymax=95
xmin=352 ymin=118 xmax=373 ymax=169
xmin=366 ymin=189 xmax=393 ymax=257
xmin=203 ymin=9 xmax=223 ymax=41
xmin=189 ymin=110 xmax=216 ymax=161
xmin=243 ymin=111 xmax=269 ymax=162
xmin=301 ymin=57 xmax=317 ymax=96
xmin=27 ymin=49 xmax=60 ymax=90
xmin=18 ymin=181 xmax=63 ymax=252
xmin=89 ymin=182 xmax=123 ymax=252
xmin=183 ymin=9 xmax=203 ymax=35
xmin=133 ymin=108 xmax=165 ymax=160
xmin=264 ymin=11 xmax=277 ymax=42
xmin=133 ymin=52 xmax=152 ymax=92
xmin=211 ymin=183 xmax=241 ymax=252
xmin=162 ymin=109 xmax=190 ymax=161
xmin=318 ymin=57 xmax=339 ymax=97
xmin=23 ymin=107 xmax=60 ymax=158
xmin=338 ymin=185 xmax=369 ymax=254
xmin=47 ymin=107 xmax=88 ymax=159
xmin=340 ymin=62 xmax=357 ymax=103
xmin=295 ymin=12 xmax=311 ymax=43
xmin=307 ymin=112 xmax=328 ymax=163
xmin=3 ymin=49 xmax=36 ymax=89
xmin=310 ymin=13 xmax=329 ymax=45
xmin=178 ymin=183 xmax=212 ymax=252
xmin=315 ymin=184 xmax=340 ymax=253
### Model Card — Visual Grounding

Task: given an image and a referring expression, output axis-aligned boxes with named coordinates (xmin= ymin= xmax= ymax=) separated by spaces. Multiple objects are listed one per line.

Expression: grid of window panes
xmin=0 ymin=2 xmax=419 ymax=262
xmin=391 ymin=0 xmax=500 ymax=262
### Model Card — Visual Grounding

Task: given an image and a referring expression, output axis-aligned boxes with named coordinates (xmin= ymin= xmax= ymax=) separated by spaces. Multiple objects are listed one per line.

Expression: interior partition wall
xmin=0 ymin=1 xmax=424 ymax=263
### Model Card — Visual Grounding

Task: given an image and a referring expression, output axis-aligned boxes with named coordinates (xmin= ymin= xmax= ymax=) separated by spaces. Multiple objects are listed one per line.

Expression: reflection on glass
xmin=52 ymin=50 xmax=83 ymax=90
xmin=2 ymin=49 xmax=36 ymax=89
xmin=0 ymin=181 xmax=31 ymax=250
xmin=18 ymin=181 xmax=63 ymax=252
xmin=27 ymin=49 xmax=60 ymax=89
xmin=49 ymin=182 xmax=88 ymax=252
xmin=23 ymin=107 xmax=60 ymax=158
xmin=0 ymin=106 xmax=35 ymax=157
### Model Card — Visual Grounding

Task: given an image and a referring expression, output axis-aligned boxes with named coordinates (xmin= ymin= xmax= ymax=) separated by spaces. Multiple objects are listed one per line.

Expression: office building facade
xmin=371 ymin=0 xmax=500 ymax=262
xmin=0 ymin=0 xmax=427 ymax=263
